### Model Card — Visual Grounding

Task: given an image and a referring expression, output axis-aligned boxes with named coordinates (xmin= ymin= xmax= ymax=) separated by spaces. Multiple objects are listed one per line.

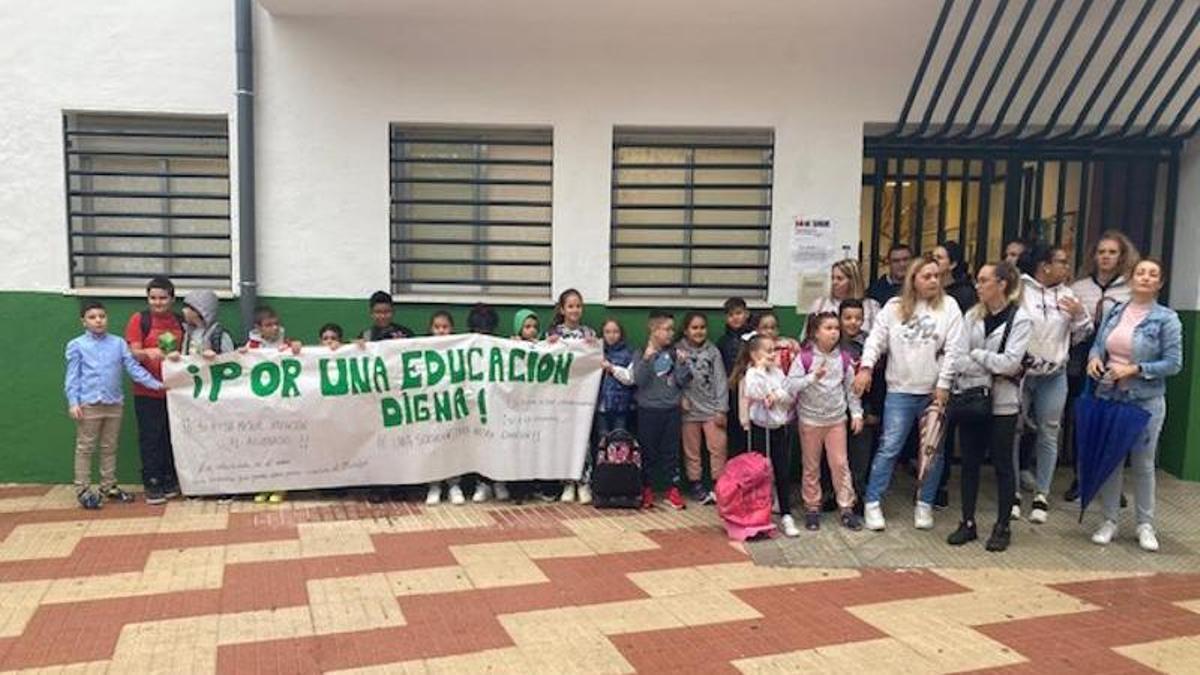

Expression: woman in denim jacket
xmin=1086 ymin=259 xmax=1182 ymax=552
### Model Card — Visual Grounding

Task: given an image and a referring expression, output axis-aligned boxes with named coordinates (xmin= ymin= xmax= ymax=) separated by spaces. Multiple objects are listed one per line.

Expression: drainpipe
xmin=235 ymin=0 xmax=257 ymax=333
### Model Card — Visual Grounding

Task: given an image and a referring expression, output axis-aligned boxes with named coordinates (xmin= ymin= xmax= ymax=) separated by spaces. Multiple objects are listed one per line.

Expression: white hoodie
xmin=861 ymin=296 xmax=966 ymax=394
xmin=741 ymin=365 xmax=793 ymax=429
xmin=1019 ymin=274 xmax=1092 ymax=375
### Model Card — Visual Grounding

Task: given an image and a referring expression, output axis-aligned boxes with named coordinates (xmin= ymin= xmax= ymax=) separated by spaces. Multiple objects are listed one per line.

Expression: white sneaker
xmin=780 ymin=514 xmax=801 ymax=537
xmin=448 ymin=484 xmax=466 ymax=505
xmin=493 ymin=482 xmax=510 ymax=502
xmin=473 ymin=482 xmax=492 ymax=503
xmin=1010 ymin=495 xmax=1022 ymax=521
xmin=864 ymin=502 xmax=886 ymax=531
xmin=1136 ymin=524 xmax=1160 ymax=552
xmin=560 ymin=482 xmax=576 ymax=503
xmin=1092 ymin=519 xmax=1118 ymax=545
xmin=425 ymin=483 xmax=442 ymax=506
xmin=1028 ymin=494 xmax=1049 ymax=524
xmin=914 ymin=502 xmax=934 ymax=530
xmin=577 ymin=484 xmax=592 ymax=505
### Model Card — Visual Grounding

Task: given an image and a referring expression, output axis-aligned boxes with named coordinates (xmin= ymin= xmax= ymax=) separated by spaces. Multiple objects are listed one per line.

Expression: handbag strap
xmin=997 ymin=304 xmax=1017 ymax=354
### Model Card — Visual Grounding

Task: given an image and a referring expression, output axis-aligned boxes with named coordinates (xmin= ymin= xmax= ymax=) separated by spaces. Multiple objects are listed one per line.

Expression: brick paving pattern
xmin=0 ymin=484 xmax=1197 ymax=673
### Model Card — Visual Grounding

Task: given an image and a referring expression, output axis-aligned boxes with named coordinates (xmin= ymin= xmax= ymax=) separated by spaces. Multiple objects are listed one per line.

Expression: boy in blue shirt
xmin=66 ymin=301 xmax=164 ymax=509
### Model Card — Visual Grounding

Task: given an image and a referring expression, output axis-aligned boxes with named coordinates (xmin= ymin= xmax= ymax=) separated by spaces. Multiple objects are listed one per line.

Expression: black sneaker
xmin=840 ymin=510 xmax=863 ymax=531
xmin=934 ymin=488 xmax=950 ymax=510
xmin=804 ymin=512 xmax=821 ymax=531
xmin=947 ymin=521 xmax=977 ymax=546
xmin=163 ymin=482 xmax=181 ymax=500
xmin=1063 ymin=480 xmax=1079 ymax=502
xmin=1120 ymin=493 xmax=1129 ymax=508
xmin=820 ymin=497 xmax=838 ymax=513
xmin=77 ymin=488 xmax=102 ymax=510
xmin=367 ymin=488 xmax=387 ymax=504
xmin=102 ymin=486 xmax=135 ymax=503
xmin=144 ymin=483 xmax=167 ymax=505
xmin=689 ymin=482 xmax=708 ymax=503
xmin=986 ymin=523 xmax=1011 ymax=552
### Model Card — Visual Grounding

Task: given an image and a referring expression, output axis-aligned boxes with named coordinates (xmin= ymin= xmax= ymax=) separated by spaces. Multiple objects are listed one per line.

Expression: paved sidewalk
xmin=0 ymin=483 xmax=1197 ymax=673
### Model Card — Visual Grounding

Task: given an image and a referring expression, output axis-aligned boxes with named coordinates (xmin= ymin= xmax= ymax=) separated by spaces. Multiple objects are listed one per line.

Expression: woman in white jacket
xmin=1015 ymin=242 xmax=1091 ymax=524
xmin=947 ymin=261 xmax=1031 ymax=552
xmin=853 ymin=251 xmax=966 ymax=532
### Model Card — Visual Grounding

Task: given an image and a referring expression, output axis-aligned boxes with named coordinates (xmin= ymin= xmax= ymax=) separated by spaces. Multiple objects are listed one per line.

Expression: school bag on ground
xmin=715 ymin=432 xmax=777 ymax=541
xmin=591 ymin=429 xmax=643 ymax=509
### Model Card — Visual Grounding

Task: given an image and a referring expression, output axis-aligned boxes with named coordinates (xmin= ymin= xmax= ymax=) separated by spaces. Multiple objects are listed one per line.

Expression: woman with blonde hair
xmin=810 ymin=258 xmax=882 ymax=335
xmin=1063 ymin=230 xmax=1141 ymax=502
xmin=852 ymin=251 xmax=966 ymax=532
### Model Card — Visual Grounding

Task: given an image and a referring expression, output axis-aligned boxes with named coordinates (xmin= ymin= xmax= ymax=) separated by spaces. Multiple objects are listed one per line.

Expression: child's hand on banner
xmin=202 ymin=349 xmax=218 ymax=360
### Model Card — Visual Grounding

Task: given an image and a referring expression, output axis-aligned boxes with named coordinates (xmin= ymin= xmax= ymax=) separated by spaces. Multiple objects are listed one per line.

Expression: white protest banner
xmin=163 ymin=335 xmax=603 ymax=495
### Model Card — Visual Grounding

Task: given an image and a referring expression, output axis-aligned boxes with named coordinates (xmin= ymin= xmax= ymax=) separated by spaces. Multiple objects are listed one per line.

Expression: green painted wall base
xmin=2 ymin=290 xmax=1194 ymax=483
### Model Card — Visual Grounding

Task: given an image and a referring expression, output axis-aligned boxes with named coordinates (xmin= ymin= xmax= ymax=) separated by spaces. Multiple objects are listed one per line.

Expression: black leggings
xmin=959 ymin=414 xmax=1017 ymax=527
xmin=749 ymin=423 xmax=792 ymax=515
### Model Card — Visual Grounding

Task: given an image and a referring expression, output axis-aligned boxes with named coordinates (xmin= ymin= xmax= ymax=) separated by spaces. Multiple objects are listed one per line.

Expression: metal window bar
xmin=388 ymin=125 xmax=553 ymax=296
xmin=63 ymin=113 xmax=231 ymax=290
xmin=610 ymin=128 xmax=774 ymax=299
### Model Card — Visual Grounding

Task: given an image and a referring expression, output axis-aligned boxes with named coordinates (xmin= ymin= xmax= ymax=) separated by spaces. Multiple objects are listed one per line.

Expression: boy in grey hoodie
xmin=675 ymin=312 xmax=728 ymax=504
xmin=180 ymin=290 xmax=235 ymax=356
xmin=633 ymin=311 xmax=692 ymax=510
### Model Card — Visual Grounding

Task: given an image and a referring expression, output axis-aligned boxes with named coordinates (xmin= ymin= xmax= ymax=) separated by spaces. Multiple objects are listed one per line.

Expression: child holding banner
xmin=359 ymin=291 xmax=414 ymax=504
xmin=510 ymin=309 xmax=558 ymax=504
xmin=465 ymin=303 xmax=509 ymax=503
xmin=548 ymin=289 xmax=599 ymax=504
xmin=67 ymin=301 xmax=164 ymax=509
xmin=123 ymin=276 xmax=185 ymax=505
xmin=426 ymin=311 xmax=468 ymax=506
xmin=633 ymin=311 xmax=691 ymax=510
xmin=243 ymin=305 xmax=300 ymax=505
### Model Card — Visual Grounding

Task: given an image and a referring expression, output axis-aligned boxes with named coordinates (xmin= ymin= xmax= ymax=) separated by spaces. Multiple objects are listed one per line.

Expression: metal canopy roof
xmin=870 ymin=0 xmax=1200 ymax=150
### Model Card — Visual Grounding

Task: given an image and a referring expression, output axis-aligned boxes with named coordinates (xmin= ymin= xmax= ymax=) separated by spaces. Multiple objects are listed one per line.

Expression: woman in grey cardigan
xmin=947 ymin=261 xmax=1031 ymax=552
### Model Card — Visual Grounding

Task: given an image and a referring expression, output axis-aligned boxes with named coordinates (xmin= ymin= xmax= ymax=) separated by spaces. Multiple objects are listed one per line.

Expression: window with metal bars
xmin=64 ymin=113 xmax=232 ymax=290
xmin=610 ymin=127 xmax=773 ymax=300
xmin=389 ymin=125 xmax=553 ymax=297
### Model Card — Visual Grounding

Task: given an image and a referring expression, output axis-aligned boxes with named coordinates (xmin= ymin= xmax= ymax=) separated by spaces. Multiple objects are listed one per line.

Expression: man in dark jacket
xmin=867 ymin=244 xmax=911 ymax=306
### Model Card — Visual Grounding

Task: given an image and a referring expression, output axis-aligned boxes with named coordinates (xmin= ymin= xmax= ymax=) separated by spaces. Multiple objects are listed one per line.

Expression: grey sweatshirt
xmin=953 ymin=305 xmax=1033 ymax=416
xmin=181 ymin=290 xmax=235 ymax=355
xmin=676 ymin=340 xmax=729 ymax=422
xmin=786 ymin=346 xmax=863 ymax=425
xmin=633 ymin=347 xmax=693 ymax=410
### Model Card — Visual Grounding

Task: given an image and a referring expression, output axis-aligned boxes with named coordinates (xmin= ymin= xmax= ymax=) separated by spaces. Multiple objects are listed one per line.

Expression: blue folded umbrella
xmin=1074 ymin=378 xmax=1151 ymax=523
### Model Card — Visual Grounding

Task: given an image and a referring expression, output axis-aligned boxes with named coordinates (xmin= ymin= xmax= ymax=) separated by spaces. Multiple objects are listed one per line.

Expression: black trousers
xmin=133 ymin=396 xmax=177 ymax=488
xmin=749 ymin=423 xmax=791 ymax=515
xmin=638 ymin=407 xmax=681 ymax=489
xmin=958 ymin=414 xmax=1017 ymax=527
xmin=726 ymin=389 xmax=746 ymax=455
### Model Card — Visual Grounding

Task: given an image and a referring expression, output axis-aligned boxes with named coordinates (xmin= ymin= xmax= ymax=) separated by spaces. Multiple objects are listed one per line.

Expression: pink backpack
xmin=715 ymin=452 xmax=777 ymax=541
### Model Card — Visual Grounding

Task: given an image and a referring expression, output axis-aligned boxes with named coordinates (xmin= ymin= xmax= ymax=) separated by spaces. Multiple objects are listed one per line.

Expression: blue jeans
xmin=865 ymin=393 xmax=940 ymax=505
xmin=1018 ymin=371 xmax=1068 ymax=495
xmin=1099 ymin=396 xmax=1166 ymax=526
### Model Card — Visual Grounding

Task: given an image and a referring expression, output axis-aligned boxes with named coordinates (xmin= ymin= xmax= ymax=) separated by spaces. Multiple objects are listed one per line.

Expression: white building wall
xmin=33 ymin=1 xmax=1194 ymax=307
xmin=0 ymin=0 xmax=236 ymax=294
xmin=252 ymin=1 xmax=935 ymax=304
xmin=1173 ymin=138 xmax=1200 ymax=311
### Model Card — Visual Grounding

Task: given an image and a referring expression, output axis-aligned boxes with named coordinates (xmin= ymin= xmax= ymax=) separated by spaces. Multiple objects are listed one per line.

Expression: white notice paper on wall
xmin=792 ymin=217 xmax=836 ymax=310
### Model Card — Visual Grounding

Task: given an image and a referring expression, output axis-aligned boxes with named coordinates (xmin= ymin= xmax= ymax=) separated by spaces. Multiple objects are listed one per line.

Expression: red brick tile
xmin=220 ymin=560 xmax=310 ymax=613
xmin=0 ymin=589 xmax=221 ymax=670
xmin=0 ymin=486 xmax=54 ymax=499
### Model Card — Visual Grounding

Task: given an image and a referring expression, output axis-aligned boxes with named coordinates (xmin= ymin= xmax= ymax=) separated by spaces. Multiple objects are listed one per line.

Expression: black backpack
xmin=591 ymin=429 xmax=643 ymax=509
